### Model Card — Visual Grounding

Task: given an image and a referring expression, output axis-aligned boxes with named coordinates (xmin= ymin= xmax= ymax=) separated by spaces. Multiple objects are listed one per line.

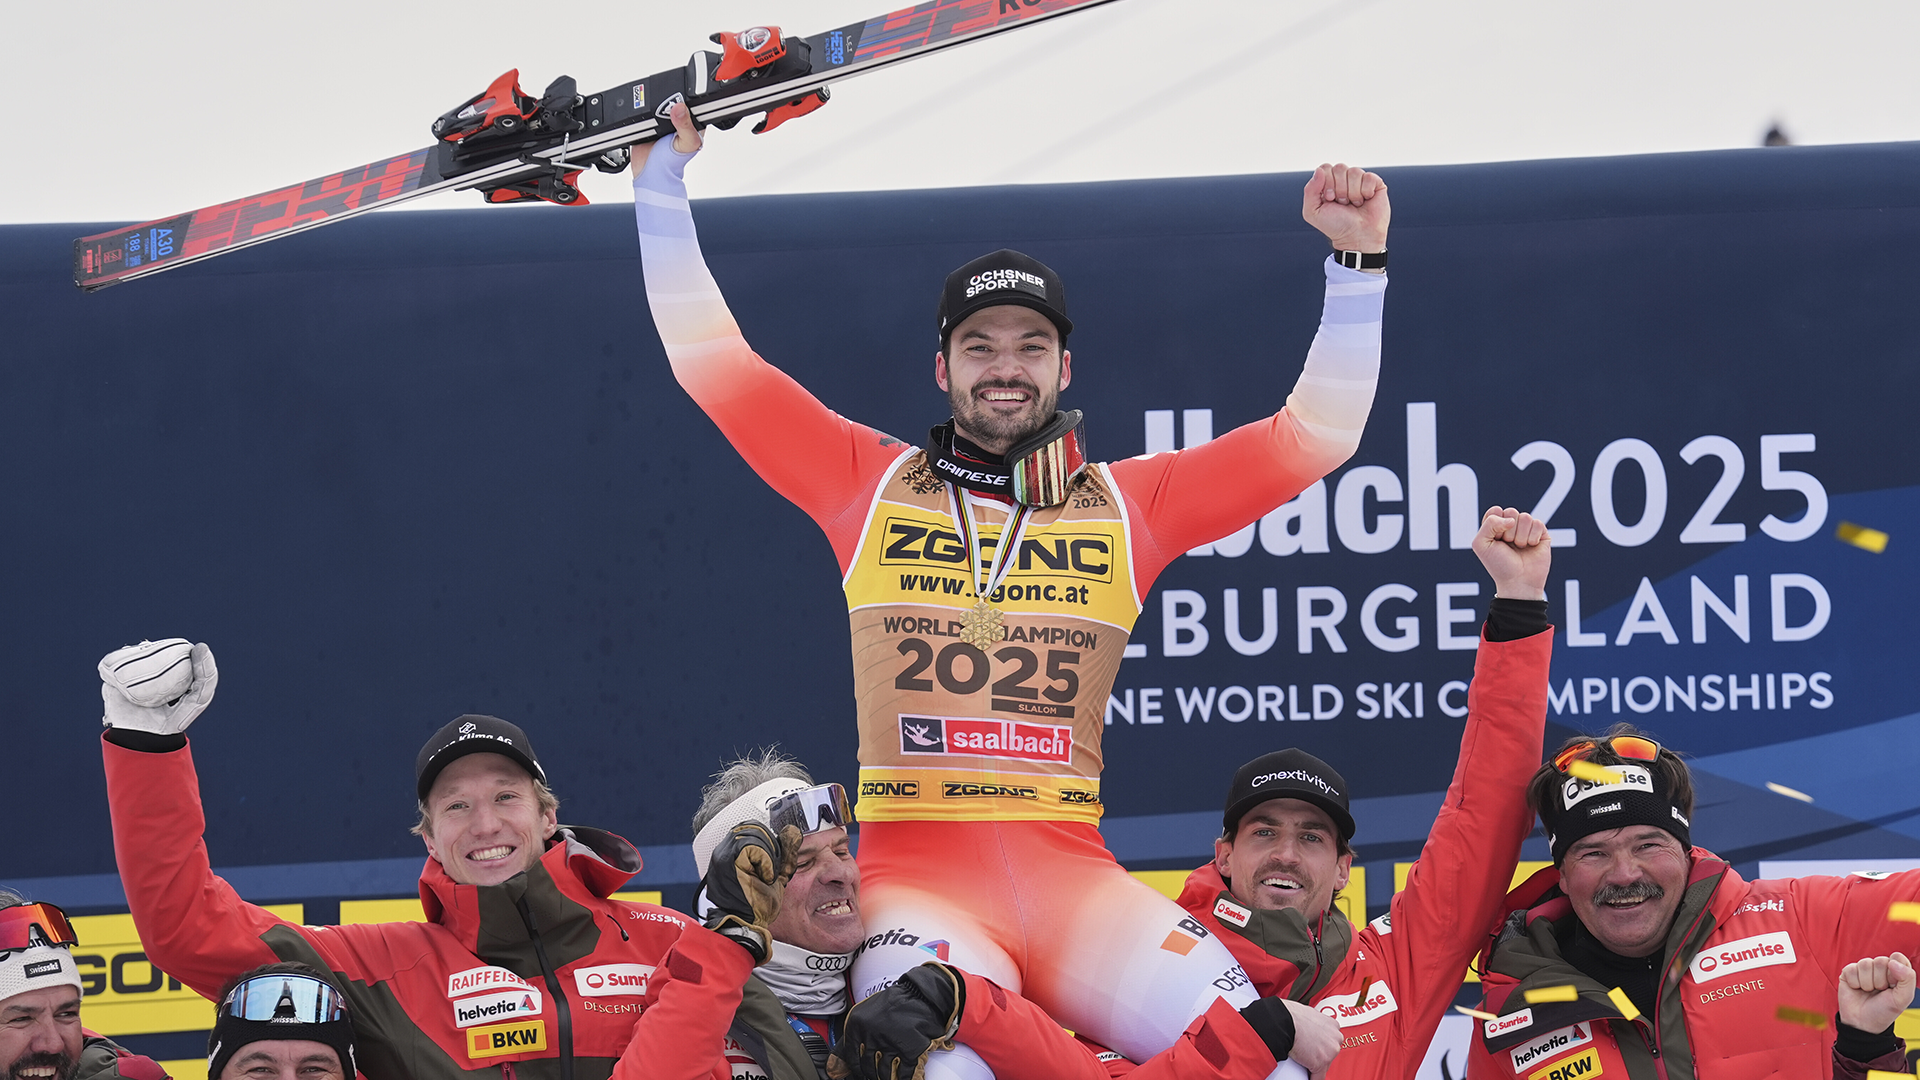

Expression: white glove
xmin=99 ymin=639 xmax=218 ymax=735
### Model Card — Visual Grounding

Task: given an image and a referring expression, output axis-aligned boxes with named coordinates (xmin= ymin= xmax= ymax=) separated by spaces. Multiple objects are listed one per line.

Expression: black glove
xmin=701 ymin=821 xmax=793 ymax=963
xmin=828 ymin=962 xmax=965 ymax=1080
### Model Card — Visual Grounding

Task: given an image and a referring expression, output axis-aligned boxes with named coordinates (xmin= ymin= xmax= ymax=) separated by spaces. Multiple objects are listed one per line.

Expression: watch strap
xmin=1334 ymin=249 xmax=1388 ymax=270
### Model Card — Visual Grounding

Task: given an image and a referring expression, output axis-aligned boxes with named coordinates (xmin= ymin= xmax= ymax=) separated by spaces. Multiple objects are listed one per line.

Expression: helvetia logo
xmin=1688 ymin=931 xmax=1796 ymax=983
xmin=572 ymin=963 xmax=655 ymax=997
xmin=1510 ymin=1024 xmax=1593 ymax=1071
xmin=453 ymin=989 xmax=543 ymax=1029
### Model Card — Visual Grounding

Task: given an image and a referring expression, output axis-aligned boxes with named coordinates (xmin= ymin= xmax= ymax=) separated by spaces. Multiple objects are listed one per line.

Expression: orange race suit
xmin=1470 ymin=853 xmax=1920 ymax=1080
xmin=633 ymin=136 xmax=1384 ymax=1070
xmin=102 ymin=731 xmax=752 ymax=1080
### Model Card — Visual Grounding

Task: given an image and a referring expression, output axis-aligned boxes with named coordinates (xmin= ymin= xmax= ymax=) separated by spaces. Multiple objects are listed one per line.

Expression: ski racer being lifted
xmin=837 ymin=506 xmax=1555 ymax=1080
xmin=631 ymin=104 xmax=1387 ymax=1076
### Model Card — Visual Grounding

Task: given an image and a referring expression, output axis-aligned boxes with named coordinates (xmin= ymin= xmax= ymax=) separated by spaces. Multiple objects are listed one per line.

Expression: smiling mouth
xmin=814 ymin=899 xmax=854 ymax=917
xmin=1260 ymin=876 xmax=1305 ymax=892
xmin=468 ymin=845 xmax=515 ymax=863
xmin=18 ymin=1069 xmax=59 ymax=1079
xmin=978 ymin=388 xmax=1032 ymax=403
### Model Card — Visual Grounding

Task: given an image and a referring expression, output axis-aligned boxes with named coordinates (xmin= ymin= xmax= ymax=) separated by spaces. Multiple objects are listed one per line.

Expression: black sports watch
xmin=1333 ymin=249 xmax=1388 ymax=270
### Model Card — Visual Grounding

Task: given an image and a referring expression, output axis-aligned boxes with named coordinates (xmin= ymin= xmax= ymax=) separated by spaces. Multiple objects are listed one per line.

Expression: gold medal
xmin=959 ymin=599 xmax=1006 ymax=650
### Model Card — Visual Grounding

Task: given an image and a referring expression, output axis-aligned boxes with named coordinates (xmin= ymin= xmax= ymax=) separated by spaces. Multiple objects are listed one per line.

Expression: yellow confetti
xmin=1775 ymin=1005 xmax=1828 ymax=1029
xmin=1837 ymin=521 xmax=1890 ymax=554
xmin=1353 ymin=978 xmax=1372 ymax=1007
xmin=1564 ymin=760 xmax=1624 ymax=785
xmin=1524 ymin=985 xmax=1580 ymax=1004
xmin=1889 ymin=902 xmax=1920 ymax=924
xmin=1607 ymin=986 xmax=1640 ymax=1021
xmin=1766 ymin=782 xmax=1815 ymax=803
xmin=1868 ymin=1071 xmax=1909 ymax=1080
xmin=1454 ymin=1005 xmax=1499 ymax=1021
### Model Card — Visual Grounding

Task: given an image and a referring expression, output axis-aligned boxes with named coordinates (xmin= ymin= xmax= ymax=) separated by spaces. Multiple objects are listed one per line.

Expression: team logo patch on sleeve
xmin=1485 ymin=1008 xmax=1534 ymax=1038
xmin=466 ymin=1019 xmax=547 ymax=1058
xmin=1510 ymin=1024 xmax=1594 ymax=1071
xmin=1688 ymin=931 xmax=1796 ymax=983
xmin=1528 ymin=1046 xmax=1602 ymax=1080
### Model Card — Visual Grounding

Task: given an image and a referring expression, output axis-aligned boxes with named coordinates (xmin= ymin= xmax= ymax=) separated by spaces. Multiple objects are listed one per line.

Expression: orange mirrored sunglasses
xmin=1553 ymin=735 xmax=1662 ymax=775
xmin=0 ymin=902 xmax=76 ymax=953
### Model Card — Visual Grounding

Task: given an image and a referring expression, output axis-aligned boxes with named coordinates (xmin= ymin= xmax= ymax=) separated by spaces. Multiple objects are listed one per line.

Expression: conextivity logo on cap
xmin=1251 ymin=769 xmax=1340 ymax=797
xmin=1562 ymin=765 xmax=1652 ymax=810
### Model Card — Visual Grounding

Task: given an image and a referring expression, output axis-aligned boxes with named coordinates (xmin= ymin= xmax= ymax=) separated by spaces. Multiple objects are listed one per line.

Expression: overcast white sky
xmin=11 ymin=0 xmax=1920 ymax=225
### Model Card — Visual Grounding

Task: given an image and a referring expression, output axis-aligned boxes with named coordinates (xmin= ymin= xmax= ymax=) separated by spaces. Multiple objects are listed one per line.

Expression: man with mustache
xmin=1470 ymin=726 xmax=1920 ymax=1078
xmin=687 ymin=751 xmax=863 ymax=1080
xmin=632 ymin=101 xmax=1387 ymax=1077
xmin=837 ymin=506 xmax=1555 ymax=1080
xmin=0 ymin=894 xmax=169 ymax=1080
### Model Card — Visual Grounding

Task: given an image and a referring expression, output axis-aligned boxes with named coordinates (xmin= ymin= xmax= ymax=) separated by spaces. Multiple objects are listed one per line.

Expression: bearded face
xmin=937 ymin=305 xmax=1069 ymax=455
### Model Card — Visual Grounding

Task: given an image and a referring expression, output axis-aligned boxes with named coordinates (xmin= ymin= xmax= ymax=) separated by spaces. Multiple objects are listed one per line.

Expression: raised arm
xmin=1110 ymin=164 xmax=1389 ymax=588
xmin=1370 ymin=509 xmax=1552 ymax=1042
xmin=631 ymin=107 xmax=905 ymax=568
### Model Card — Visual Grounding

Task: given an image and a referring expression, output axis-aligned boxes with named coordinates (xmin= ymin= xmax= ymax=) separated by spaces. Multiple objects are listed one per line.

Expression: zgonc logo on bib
xmin=1689 ymin=931 xmax=1797 ymax=983
xmin=573 ymin=963 xmax=655 ymax=997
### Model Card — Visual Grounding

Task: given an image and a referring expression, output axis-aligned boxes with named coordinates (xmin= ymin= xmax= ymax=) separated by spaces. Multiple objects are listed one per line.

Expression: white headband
xmin=691 ymin=777 xmax=811 ymax=876
xmin=0 ymin=944 xmax=81 ymax=1003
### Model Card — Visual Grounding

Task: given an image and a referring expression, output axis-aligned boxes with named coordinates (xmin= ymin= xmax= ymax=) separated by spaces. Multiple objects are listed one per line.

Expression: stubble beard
xmin=949 ymin=378 xmax=1060 ymax=455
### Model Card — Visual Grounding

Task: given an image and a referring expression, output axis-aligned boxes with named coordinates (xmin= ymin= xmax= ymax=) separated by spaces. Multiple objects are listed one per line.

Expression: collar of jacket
xmin=1479 ymin=848 xmax=1733 ymax=1065
xmin=418 ymin=825 xmax=643 ymax=966
xmin=1177 ymin=863 xmax=1353 ymax=1002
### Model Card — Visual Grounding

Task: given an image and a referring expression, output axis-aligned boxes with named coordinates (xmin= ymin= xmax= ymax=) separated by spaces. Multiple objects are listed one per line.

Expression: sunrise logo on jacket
xmin=572 ymin=963 xmax=656 ymax=997
xmin=1485 ymin=1008 xmax=1535 ymax=1037
xmin=1688 ymin=931 xmax=1797 ymax=983
xmin=1316 ymin=982 xmax=1398 ymax=1028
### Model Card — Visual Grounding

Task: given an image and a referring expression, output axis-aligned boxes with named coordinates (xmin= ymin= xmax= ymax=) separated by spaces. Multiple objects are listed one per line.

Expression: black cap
xmin=1222 ymin=749 xmax=1355 ymax=842
xmin=415 ymin=715 xmax=547 ymax=802
xmin=936 ymin=249 xmax=1073 ymax=348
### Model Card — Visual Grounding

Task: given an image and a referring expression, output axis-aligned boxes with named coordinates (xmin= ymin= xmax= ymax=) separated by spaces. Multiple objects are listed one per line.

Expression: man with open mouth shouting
xmin=632 ymin=100 xmax=1386 ymax=1078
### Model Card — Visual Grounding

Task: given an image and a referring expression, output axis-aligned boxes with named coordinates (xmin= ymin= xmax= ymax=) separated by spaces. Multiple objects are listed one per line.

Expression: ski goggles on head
xmin=1552 ymin=735 xmax=1662 ymax=775
xmin=220 ymin=973 xmax=349 ymax=1024
xmin=0 ymin=903 xmax=76 ymax=954
xmin=767 ymin=783 xmax=852 ymax=837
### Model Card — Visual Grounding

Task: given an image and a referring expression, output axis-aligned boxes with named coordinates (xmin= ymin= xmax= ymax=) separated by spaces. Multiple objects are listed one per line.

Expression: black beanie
xmin=1539 ymin=763 xmax=1692 ymax=863
xmin=207 ymin=972 xmax=356 ymax=1080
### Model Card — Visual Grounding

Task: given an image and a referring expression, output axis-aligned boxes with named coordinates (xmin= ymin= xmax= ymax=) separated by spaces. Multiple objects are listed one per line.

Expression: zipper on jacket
xmin=1643 ymin=888 xmax=1714 ymax=1080
xmin=501 ymin=1063 xmax=515 ymax=1080
xmin=516 ymin=894 xmax=575 ymax=1080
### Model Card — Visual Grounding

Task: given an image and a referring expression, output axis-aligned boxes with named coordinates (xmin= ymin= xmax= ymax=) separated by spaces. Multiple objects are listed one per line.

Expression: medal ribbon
xmin=948 ymin=485 xmax=1034 ymax=607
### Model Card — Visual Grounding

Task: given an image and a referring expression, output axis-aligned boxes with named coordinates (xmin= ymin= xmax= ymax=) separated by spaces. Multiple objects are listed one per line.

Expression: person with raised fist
xmin=95 ymin=639 xmax=781 ymax=1080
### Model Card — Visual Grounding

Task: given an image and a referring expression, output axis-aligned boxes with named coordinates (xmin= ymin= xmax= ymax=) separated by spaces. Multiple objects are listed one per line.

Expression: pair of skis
xmin=72 ymin=0 xmax=1122 ymax=291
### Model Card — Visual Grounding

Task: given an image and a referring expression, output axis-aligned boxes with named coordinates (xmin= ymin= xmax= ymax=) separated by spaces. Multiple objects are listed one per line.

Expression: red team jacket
xmin=952 ymin=628 xmax=1554 ymax=1079
xmin=1473 ymin=853 xmax=1920 ymax=1080
xmin=102 ymin=735 xmax=752 ymax=1080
